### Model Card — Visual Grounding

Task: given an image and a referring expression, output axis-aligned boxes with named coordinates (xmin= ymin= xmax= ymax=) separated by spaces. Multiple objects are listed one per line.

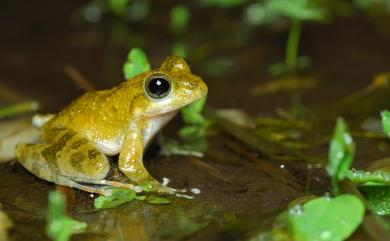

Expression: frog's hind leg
xmin=15 ymin=130 xmax=116 ymax=195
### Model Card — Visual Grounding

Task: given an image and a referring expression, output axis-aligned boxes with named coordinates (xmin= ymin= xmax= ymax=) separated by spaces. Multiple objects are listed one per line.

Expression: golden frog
xmin=16 ymin=56 xmax=208 ymax=195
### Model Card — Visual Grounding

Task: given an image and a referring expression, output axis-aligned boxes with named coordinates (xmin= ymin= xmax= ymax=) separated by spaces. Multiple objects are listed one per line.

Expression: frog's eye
xmin=145 ymin=74 xmax=172 ymax=99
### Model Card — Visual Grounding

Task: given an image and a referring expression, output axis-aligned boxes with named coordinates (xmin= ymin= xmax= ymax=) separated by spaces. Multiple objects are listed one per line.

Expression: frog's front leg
xmin=119 ymin=127 xmax=174 ymax=193
xmin=119 ymin=127 xmax=150 ymax=183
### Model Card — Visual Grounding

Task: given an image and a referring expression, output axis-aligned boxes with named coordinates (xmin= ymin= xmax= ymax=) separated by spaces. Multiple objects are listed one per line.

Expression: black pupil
xmin=148 ymin=77 xmax=170 ymax=97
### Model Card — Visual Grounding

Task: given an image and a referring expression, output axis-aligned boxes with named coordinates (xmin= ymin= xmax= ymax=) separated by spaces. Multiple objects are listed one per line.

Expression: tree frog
xmin=15 ymin=56 xmax=208 ymax=195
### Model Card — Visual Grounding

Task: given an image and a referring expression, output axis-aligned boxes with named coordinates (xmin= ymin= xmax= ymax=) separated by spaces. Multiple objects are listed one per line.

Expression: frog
xmin=15 ymin=56 xmax=208 ymax=195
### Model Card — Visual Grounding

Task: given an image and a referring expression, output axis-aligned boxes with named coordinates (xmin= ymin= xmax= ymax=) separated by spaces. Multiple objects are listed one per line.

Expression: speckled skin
xmin=15 ymin=56 xmax=208 ymax=195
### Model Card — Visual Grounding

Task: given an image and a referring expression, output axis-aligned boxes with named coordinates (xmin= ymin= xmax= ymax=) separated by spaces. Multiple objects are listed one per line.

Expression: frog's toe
xmin=57 ymin=176 xmax=114 ymax=195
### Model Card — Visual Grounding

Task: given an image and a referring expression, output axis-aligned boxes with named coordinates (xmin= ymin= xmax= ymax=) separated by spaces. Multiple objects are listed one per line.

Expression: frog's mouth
xmin=147 ymin=109 xmax=179 ymax=120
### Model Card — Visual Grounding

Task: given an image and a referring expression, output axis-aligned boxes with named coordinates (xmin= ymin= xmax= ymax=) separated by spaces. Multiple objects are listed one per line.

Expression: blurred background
xmin=2 ymin=0 xmax=390 ymax=113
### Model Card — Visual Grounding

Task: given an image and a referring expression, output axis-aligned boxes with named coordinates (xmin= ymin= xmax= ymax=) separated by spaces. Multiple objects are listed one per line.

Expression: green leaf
xmin=266 ymin=0 xmax=326 ymax=21
xmin=47 ymin=191 xmax=87 ymax=241
xmin=381 ymin=110 xmax=390 ymax=137
xmin=146 ymin=196 xmax=171 ymax=205
xmin=327 ymin=118 xmax=355 ymax=192
xmin=361 ymin=186 xmax=390 ymax=216
xmin=170 ymin=5 xmax=190 ymax=33
xmin=346 ymin=169 xmax=390 ymax=185
xmin=123 ymin=48 xmax=151 ymax=79
xmin=346 ymin=157 xmax=390 ymax=185
xmin=94 ymin=188 xmax=137 ymax=209
xmin=180 ymin=96 xmax=207 ymax=125
xmin=287 ymin=194 xmax=364 ymax=241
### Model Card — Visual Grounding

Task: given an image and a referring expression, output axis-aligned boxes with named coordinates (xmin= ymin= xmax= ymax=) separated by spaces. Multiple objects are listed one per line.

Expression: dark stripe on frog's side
xmin=70 ymin=138 xmax=89 ymax=149
xmin=68 ymin=148 xmax=104 ymax=177
xmin=41 ymin=131 xmax=77 ymax=174
xmin=69 ymin=151 xmax=85 ymax=171
xmin=87 ymin=149 xmax=100 ymax=160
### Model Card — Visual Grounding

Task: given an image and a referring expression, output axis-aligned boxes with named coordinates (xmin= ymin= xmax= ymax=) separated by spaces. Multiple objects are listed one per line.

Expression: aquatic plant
xmin=270 ymin=0 xmax=326 ymax=74
xmin=326 ymin=114 xmax=390 ymax=216
xmin=245 ymin=0 xmax=326 ymax=75
xmin=94 ymin=187 xmax=170 ymax=209
xmin=46 ymin=191 xmax=86 ymax=241
xmin=327 ymin=118 xmax=355 ymax=193
xmin=278 ymin=194 xmax=364 ymax=241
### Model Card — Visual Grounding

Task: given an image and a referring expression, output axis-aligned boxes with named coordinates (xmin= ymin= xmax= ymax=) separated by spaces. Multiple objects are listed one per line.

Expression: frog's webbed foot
xmin=60 ymin=177 xmax=143 ymax=195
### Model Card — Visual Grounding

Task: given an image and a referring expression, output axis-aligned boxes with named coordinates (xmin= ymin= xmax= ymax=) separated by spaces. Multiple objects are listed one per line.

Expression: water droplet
xmin=323 ymin=192 xmax=331 ymax=201
xmin=162 ymin=177 xmax=170 ymax=186
xmin=289 ymin=205 xmax=303 ymax=216
xmin=344 ymin=134 xmax=353 ymax=144
xmin=320 ymin=230 xmax=332 ymax=240
xmin=191 ymin=188 xmax=201 ymax=194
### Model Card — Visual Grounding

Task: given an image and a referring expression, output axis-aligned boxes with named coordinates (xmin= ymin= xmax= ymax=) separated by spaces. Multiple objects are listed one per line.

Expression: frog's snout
xmin=193 ymin=76 xmax=208 ymax=100
xmin=200 ymin=80 xmax=208 ymax=96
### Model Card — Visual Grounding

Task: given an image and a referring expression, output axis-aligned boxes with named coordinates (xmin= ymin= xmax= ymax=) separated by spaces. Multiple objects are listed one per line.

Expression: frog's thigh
xmin=16 ymin=134 xmax=110 ymax=184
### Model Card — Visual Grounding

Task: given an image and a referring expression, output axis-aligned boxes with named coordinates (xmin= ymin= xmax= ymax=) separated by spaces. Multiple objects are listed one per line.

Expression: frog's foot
xmin=52 ymin=175 xmax=114 ymax=196
xmin=141 ymin=179 xmax=185 ymax=195
xmin=98 ymin=180 xmax=143 ymax=193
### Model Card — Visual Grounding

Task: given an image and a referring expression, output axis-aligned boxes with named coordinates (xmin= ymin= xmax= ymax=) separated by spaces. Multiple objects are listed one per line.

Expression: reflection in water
xmin=77 ymin=200 xmax=214 ymax=241
xmin=87 ymin=209 xmax=149 ymax=241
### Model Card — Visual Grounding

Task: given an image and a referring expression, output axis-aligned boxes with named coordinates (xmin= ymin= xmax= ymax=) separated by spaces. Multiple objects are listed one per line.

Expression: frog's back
xmin=43 ymin=87 xmax=132 ymax=141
